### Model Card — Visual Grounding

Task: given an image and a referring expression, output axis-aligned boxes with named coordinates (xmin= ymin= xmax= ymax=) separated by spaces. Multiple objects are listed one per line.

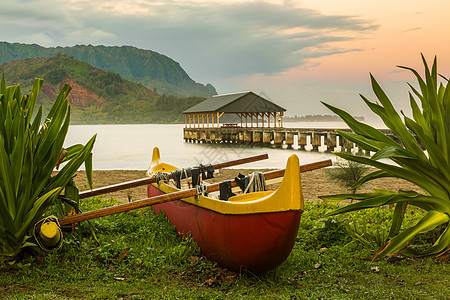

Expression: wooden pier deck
xmin=184 ymin=127 xmax=394 ymax=153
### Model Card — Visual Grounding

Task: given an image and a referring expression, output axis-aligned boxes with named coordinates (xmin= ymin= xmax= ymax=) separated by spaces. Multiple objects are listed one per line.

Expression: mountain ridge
xmin=0 ymin=41 xmax=217 ymax=98
xmin=0 ymin=54 xmax=206 ymax=124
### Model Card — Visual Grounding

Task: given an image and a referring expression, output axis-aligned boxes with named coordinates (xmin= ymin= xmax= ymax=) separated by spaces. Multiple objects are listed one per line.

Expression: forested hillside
xmin=0 ymin=54 xmax=205 ymax=124
xmin=0 ymin=42 xmax=217 ymax=98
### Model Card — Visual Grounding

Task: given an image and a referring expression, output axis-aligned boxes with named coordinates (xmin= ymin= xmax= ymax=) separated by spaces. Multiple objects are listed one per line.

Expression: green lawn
xmin=1 ymin=199 xmax=448 ymax=299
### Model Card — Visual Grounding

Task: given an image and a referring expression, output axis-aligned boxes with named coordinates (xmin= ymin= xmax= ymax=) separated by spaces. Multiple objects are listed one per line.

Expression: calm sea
xmin=64 ymin=122 xmax=380 ymax=170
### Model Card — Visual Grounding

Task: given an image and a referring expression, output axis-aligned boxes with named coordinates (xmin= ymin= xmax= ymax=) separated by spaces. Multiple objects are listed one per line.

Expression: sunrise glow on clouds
xmin=1 ymin=0 xmax=449 ymax=119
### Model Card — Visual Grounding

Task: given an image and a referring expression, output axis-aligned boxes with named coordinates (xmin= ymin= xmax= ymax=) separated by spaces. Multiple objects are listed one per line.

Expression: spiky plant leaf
xmin=322 ymin=55 xmax=450 ymax=257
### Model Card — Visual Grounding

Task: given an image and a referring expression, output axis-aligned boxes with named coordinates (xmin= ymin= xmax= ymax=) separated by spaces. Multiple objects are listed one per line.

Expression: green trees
xmin=321 ymin=56 xmax=450 ymax=257
xmin=0 ymin=75 xmax=95 ymax=258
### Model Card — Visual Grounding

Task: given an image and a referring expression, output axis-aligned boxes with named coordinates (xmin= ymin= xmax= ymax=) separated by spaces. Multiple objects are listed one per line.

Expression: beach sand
xmin=71 ymin=168 xmax=422 ymax=203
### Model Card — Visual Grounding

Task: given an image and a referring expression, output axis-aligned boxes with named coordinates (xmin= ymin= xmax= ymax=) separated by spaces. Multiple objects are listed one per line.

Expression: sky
xmin=1 ymin=0 xmax=449 ymax=123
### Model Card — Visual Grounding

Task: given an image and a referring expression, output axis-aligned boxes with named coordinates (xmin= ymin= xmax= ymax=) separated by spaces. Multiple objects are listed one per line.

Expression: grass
xmin=1 ymin=199 xmax=449 ymax=299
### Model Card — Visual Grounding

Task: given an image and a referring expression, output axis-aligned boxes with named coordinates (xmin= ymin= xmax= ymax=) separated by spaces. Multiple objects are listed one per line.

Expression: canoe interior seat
xmin=227 ymin=191 xmax=273 ymax=203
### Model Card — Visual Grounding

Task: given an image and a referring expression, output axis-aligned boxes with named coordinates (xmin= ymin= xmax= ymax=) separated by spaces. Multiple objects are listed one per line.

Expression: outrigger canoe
xmin=146 ymin=147 xmax=304 ymax=273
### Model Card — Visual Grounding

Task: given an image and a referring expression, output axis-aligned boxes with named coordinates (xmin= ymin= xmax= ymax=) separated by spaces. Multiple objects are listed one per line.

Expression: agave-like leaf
xmin=376 ymin=210 xmax=449 ymax=258
xmin=334 ymin=130 xmax=387 ymax=152
xmin=404 ymin=115 xmax=450 ymax=179
xmin=388 ymin=202 xmax=407 ymax=238
xmin=321 ymin=190 xmax=398 ymax=213
xmin=16 ymin=187 xmax=63 ymax=240
xmin=408 ymin=92 xmax=431 ymax=136
xmin=334 ymin=152 xmax=446 ymax=198
xmin=27 ymin=78 xmax=43 ymax=123
xmin=369 ymin=75 xmax=427 ymax=158
xmin=46 ymin=135 xmax=96 ymax=192
xmin=85 ymin=152 xmax=94 ymax=189
xmin=371 ymin=147 xmax=450 ymax=193
xmin=418 ymin=224 xmax=450 ymax=256
xmin=321 ymin=101 xmax=398 ymax=146
xmin=351 ymin=169 xmax=393 ymax=189
xmin=0 ymin=136 xmax=14 ymax=215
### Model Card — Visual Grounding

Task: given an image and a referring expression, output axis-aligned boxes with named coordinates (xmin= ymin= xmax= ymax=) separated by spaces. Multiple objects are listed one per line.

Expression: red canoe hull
xmin=148 ymin=184 xmax=301 ymax=273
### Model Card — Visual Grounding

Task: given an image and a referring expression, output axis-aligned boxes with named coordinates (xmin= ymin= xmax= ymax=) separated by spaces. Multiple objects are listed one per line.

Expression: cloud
xmin=0 ymin=0 xmax=377 ymax=83
xmin=402 ymin=27 xmax=422 ymax=34
xmin=45 ymin=32 xmax=59 ymax=42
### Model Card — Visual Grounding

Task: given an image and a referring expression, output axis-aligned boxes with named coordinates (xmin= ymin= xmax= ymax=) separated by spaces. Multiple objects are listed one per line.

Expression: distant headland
xmin=284 ymin=114 xmax=364 ymax=122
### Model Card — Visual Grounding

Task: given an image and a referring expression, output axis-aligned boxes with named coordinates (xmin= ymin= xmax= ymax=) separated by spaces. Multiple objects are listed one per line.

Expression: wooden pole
xmin=78 ymin=153 xmax=270 ymax=199
xmin=59 ymin=159 xmax=332 ymax=226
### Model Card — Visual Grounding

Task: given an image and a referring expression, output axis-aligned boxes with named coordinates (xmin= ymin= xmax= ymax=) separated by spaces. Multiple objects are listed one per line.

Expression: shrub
xmin=325 ymin=156 xmax=370 ymax=194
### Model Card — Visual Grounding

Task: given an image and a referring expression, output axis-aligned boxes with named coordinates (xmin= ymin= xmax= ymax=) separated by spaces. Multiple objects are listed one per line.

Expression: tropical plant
xmin=0 ymin=74 xmax=96 ymax=258
xmin=320 ymin=55 xmax=450 ymax=258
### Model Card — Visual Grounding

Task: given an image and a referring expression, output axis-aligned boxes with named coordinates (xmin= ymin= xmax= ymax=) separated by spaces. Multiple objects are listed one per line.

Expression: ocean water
xmin=64 ymin=122 xmax=371 ymax=170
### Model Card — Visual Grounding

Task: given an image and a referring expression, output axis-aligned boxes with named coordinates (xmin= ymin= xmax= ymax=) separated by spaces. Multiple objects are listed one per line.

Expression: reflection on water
xmin=63 ymin=123 xmax=365 ymax=170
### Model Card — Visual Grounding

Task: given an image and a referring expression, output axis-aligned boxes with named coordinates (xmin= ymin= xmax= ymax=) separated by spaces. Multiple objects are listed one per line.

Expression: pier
xmin=183 ymin=127 xmax=393 ymax=153
xmin=182 ymin=91 xmax=396 ymax=154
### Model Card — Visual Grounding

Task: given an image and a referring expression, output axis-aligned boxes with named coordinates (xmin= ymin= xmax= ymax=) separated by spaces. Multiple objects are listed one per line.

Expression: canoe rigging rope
xmin=168 ymin=165 xmax=214 ymax=190
xmin=183 ymin=168 xmax=192 ymax=189
xmin=154 ymin=172 xmax=170 ymax=186
xmin=195 ymin=183 xmax=208 ymax=200
xmin=243 ymin=172 xmax=266 ymax=194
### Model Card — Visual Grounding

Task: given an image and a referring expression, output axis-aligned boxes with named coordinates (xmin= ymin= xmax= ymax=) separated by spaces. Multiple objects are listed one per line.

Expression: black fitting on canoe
xmin=191 ymin=167 xmax=201 ymax=187
xmin=204 ymin=164 xmax=214 ymax=180
xmin=234 ymin=173 xmax=249 ymax=193
xmin=197 ymin=164 xmax=214 ymax=180
xmin=219 ymin=180 xmax=235 ymax=201
xmin=171 ymin=170 xmax=182 ymax=189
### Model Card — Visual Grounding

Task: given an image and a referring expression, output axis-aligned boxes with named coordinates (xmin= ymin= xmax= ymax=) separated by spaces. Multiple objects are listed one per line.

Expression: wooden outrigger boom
xmin=59 ymin=159 xmax=331 ymax=226
xmin=78 ymin=153 xmax=269 ymax=199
